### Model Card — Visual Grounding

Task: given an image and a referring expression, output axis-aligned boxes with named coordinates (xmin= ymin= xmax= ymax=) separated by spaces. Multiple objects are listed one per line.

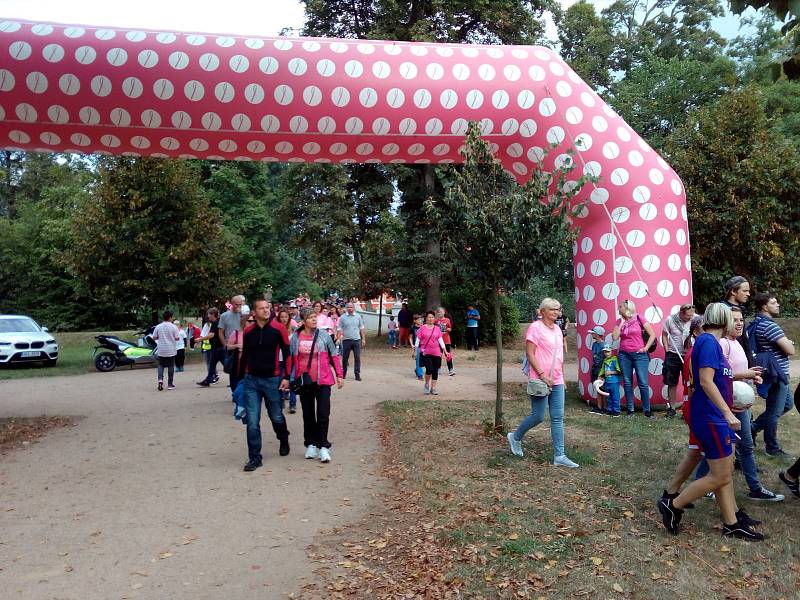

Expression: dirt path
xmin=0 ymin=347 xmax=527 ymax=599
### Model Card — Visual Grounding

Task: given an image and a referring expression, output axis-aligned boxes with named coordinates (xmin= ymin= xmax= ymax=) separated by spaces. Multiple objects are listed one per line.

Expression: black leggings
xmin=422 ymin=355 xmax=442 ymax=380
xmin=444 ymin=343 xmax=453 ymax=370
xmin=299 ymin=383 xmax=332 ymax=449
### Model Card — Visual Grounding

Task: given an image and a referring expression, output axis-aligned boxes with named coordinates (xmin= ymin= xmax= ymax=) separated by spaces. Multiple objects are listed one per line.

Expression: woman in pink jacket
xmin=289 ymin=309 xmax=344 ymax=463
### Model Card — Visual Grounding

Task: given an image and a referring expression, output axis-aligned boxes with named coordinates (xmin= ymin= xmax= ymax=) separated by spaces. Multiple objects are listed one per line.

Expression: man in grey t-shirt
xmin=336 ymin=302 xmax=366 ymax=381
xmin=219 ymin=294 xmax=245 ymax=342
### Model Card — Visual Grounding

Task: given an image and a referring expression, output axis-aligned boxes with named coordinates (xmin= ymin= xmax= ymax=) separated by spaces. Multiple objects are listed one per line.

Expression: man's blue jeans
xmin=618 ymin=350 xmax=651 ymax=413
xmin=242 ymin=374 xmax=289 ymax=462
xmin=511 ymin=384 xmax=565 ymax=459
xmin=695 ymin=409 xmax=761 ymax=492
xmin=752 ymin=378 xmax=793 ymax=454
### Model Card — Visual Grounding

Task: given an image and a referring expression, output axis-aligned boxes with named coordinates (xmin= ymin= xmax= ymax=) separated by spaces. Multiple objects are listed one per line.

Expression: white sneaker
xmin=507 ymin=432 xmax=523 ymax=457
xmin=449 ymin=369 xmax=455 ymax=376
xmin=553 ymin=455 xmax=580 ymax=468
xmin=423 ymin=383 xmax=430 ymax=395
xmin=305 ymin=445 xmax=319 ymax=459
xmin=319 ymin=447 xmax=331 ymax=463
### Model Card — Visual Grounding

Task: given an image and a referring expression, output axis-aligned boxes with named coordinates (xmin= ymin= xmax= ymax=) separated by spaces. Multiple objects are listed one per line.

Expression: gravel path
xmin=0 ymin=348 xmax=525 ymax=599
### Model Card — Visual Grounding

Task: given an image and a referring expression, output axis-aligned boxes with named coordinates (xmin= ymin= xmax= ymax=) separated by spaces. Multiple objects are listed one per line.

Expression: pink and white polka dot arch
xmin=0 ymin=18 xmax=692 ymax=403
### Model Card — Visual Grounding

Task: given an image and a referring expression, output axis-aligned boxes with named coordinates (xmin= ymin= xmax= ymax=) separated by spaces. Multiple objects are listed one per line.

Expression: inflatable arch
xmin=0 ymin=18 xmax=692 ymax=404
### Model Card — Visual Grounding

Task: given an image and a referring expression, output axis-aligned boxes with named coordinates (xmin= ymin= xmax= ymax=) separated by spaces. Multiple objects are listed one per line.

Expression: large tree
xmin=731 ymin=0 xmax=800 ymax=79
xmin=301 ymin=0 xmax=557 ymax=308
xmin=665 ymin=87 xmax=800 ymax=305
xmin=66 ymin=157 xmax=238 ymax=322
xmin=437 ymin=124 xmax=588 ymax=428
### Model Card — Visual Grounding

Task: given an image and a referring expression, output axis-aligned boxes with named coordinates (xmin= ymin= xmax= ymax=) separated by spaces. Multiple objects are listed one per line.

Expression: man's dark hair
xmin=162 ymin=310 xmax=173 ymax=321
xmin=753 ymin=292 xmax=774 ymax=312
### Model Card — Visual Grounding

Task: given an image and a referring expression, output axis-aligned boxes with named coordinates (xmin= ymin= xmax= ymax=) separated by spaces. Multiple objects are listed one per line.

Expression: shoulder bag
xmin=291 ymin=329 xmax=320 ymax=394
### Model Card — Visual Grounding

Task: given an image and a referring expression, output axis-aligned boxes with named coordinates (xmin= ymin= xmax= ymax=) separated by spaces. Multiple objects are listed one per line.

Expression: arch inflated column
xmin=0 ymin=18 xmax=692 ymax=405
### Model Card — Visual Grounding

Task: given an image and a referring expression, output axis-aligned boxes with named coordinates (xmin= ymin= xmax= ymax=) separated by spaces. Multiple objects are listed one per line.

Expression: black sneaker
xmin=736 ymin=509 xmax=762 ymax=527
xmin=666 ymin=408 xmax=677 ymax=418
xmin=766 ymin=448 xmax=791 ymax=458
xmin=279 ymin=439 xmax=290 ymax=456
xmin=779 ymin=471 xmax=800 ymax=498
xmin=355 ymin=374 xmax=362 ymax=381
xmin=661 ymin=490 xmax=694 ymax=509
xmin=625 ymin=411 xmax=635 ymax=417
xmin=196 ymin=380 xmax=210 ymax=387
xmin=644 ymin=411 xmax=657 ymax=419
xmin=609 ymin=411 xmax=621 ymax=417
xmin=750 ymin=426 xmax=758 ymax=449
xmin=158 ymin=381 xmax=163 ymax=391
xmin=657 ymin=497 xmax=683 ymax=534
xmin=722 ymin=521 xmax=764 ymax=541
xmin=589 ymin=406 xmax=603 ymax=415
xmin=243 ymin=459 xmax=262 ymax=472
xmin=210 ymin=378 xmax=219 ymax=385
xmin=289 ymin=408 xmax=296 ymax=414
xmin=748 ymin=487 xmax=785 ymax=502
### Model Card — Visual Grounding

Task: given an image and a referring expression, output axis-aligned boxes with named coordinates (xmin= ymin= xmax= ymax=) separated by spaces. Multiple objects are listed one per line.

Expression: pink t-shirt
xmin=719 ymin=337 xmax=748 ymax=373
xmin=617 ymin=315 xmax=646 ymax=352
xmin=316 ymin=313 xmax=334 ymax=331
xmin=417 ymin=325 xmax=443 ymax=357
xmin=525 ymin=320 xmax=564 ymax=385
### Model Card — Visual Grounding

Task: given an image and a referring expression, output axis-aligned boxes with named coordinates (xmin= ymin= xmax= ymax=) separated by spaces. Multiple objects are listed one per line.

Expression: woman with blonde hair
xmin=658 ymin=303 xmax=764 ymax=541
xmin=507 ymin=298 xmax=580 ymax=468
xmin=612 ymin=299 xmax=657 ymax=418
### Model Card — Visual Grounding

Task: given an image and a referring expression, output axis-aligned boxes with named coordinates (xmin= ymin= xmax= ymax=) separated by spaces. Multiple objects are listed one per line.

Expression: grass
xmin=322 ymin=384 xmax=800 ymax=599
xmin=0 ymin=330 xmax=204 ymax=380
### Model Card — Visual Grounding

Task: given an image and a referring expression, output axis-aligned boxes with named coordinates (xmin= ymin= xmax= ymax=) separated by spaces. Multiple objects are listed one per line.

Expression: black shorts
xmin=422 ymin=354 xmax=442 ymax=379
xmin=662 ymin=351 xmax=683 ymax=386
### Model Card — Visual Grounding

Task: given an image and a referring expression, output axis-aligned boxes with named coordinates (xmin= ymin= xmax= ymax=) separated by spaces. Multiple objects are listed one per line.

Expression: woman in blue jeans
xmin=507 ymin=298 xmax=579 ymax=468
xmin=612 ymin=299 xmax=657 ymax=418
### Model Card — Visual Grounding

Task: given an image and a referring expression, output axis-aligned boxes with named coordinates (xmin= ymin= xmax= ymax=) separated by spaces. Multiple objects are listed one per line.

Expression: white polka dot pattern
xmin=0 ymin=18 xmax=691 ymax=403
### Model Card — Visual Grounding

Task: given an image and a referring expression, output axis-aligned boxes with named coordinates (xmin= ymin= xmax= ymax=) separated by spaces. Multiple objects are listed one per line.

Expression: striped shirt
xmin=752 ymin=315 xmax=790 ymax=376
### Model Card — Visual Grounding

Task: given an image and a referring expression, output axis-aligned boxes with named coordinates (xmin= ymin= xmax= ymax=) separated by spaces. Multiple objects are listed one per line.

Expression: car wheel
xmin=95 ymin=352 xmax=116 ymax=372
xmin=45 ymin=359 xmax=57 ymax=367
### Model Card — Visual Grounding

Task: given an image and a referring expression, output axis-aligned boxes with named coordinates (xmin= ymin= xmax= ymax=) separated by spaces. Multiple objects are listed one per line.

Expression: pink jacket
xmin=288 ymin=329 xmax=343 ymax=386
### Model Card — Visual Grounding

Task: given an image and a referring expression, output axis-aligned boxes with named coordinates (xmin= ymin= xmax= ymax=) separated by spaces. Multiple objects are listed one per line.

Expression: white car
xmin=0 ymin=315 xmax=59 ymax=367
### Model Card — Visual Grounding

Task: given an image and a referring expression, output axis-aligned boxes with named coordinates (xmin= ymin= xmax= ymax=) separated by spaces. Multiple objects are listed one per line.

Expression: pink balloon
xmin=0 ymin=19 xmax=692 ymax=404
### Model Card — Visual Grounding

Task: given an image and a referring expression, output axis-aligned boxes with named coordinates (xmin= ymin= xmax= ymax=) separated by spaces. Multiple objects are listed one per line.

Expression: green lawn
xmin=0 ymin=330 xmax=203 ymax=380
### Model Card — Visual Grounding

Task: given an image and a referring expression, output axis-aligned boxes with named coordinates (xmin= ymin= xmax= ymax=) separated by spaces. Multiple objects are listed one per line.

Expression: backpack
xmin=745 ymin=316 xmax=762 ymax=356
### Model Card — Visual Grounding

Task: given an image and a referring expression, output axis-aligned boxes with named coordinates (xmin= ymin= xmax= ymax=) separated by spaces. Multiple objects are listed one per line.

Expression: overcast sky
xmin=0 ymin=0 xmax=754 ymax=43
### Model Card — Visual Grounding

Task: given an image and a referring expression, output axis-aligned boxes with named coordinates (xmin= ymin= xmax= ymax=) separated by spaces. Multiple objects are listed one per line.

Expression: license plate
xmin=21 ymin=351 xmax=40 ymax=357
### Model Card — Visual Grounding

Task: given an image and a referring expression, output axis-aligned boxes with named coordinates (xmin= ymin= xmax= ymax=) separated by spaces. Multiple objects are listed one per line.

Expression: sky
xmin=0 ymin=0 xmax=758 ymax=42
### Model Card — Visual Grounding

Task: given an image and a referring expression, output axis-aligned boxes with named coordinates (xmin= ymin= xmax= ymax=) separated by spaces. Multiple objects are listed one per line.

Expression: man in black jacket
xmin=722 ymin=275 xmax=754 ymax=367
xmin=238 ymin=299 xmax=292 ymax=472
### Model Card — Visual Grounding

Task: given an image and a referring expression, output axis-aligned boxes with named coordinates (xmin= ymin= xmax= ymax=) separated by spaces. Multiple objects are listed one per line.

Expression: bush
xmin=511 ymin=275 xmax=575 ymax=323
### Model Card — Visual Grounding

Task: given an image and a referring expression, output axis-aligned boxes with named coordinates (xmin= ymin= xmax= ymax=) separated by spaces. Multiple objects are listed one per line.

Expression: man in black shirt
xmin=397 ymin=303 xmax=413 ymax=348
xmin=238 ymin=299 xmax=292 ymax=472
xmin=722 ymin=275 xmax=754 ymax=367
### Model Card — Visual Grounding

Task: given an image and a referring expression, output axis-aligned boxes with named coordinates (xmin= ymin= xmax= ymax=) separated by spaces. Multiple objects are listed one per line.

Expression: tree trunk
xmin=493 ymin=285 xmax=504 ymax=429
xmin=377 ymin=292 xmax=384 ymax=336
xmin=422 ymin=165 xmax=441 ymax=310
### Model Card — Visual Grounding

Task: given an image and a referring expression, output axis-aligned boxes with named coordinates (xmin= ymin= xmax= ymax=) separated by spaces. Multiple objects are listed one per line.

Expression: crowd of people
xmin=149 ymin=294 xmax=483 ymax=471
xmin=148 ymin=278 xmax=799 ymax=541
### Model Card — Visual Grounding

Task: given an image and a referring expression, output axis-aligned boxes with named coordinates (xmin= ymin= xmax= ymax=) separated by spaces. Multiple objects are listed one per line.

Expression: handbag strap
xmin=305 ymin=328 xmax=320 ymax=371
xmin=420 ymin=326 xmax=436 ymax=353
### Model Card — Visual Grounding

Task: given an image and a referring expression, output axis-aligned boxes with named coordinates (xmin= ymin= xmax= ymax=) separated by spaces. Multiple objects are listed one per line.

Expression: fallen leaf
xmin=509 ymin=533 xmax=519 ymax=540
xmin=719 ymin=545 xmax=731 ymax=553
xmin=623 ymin=511 xmax=634 ymax=518
xmin=159 ymin=552 xmax=173 ymax=559
xmin=613 ymin=583 xmax=623 ymax=593
xmin=590 ymin=557 xmax=603 ymax=565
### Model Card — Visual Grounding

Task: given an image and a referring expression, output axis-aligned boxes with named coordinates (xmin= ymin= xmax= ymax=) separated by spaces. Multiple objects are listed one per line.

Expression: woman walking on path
xmin=612 ymin=299 xmax=657 ymax=418
xmin=313 ymin=301 xmax=335 ymax=336
xmin=658 ymin=303 xmax=764 ymax=541
xmin=507 ymin=298 xmax=580 ymax=468
xmin=289 ymin=309 xmax=344 ymax=463
xmin=174 ymin=320 xmax=188 ymax=372
xmin=414 ymin=310 xmax=448 ymax=395
xmin=435 ymin=307 xmax=455 ymax=376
